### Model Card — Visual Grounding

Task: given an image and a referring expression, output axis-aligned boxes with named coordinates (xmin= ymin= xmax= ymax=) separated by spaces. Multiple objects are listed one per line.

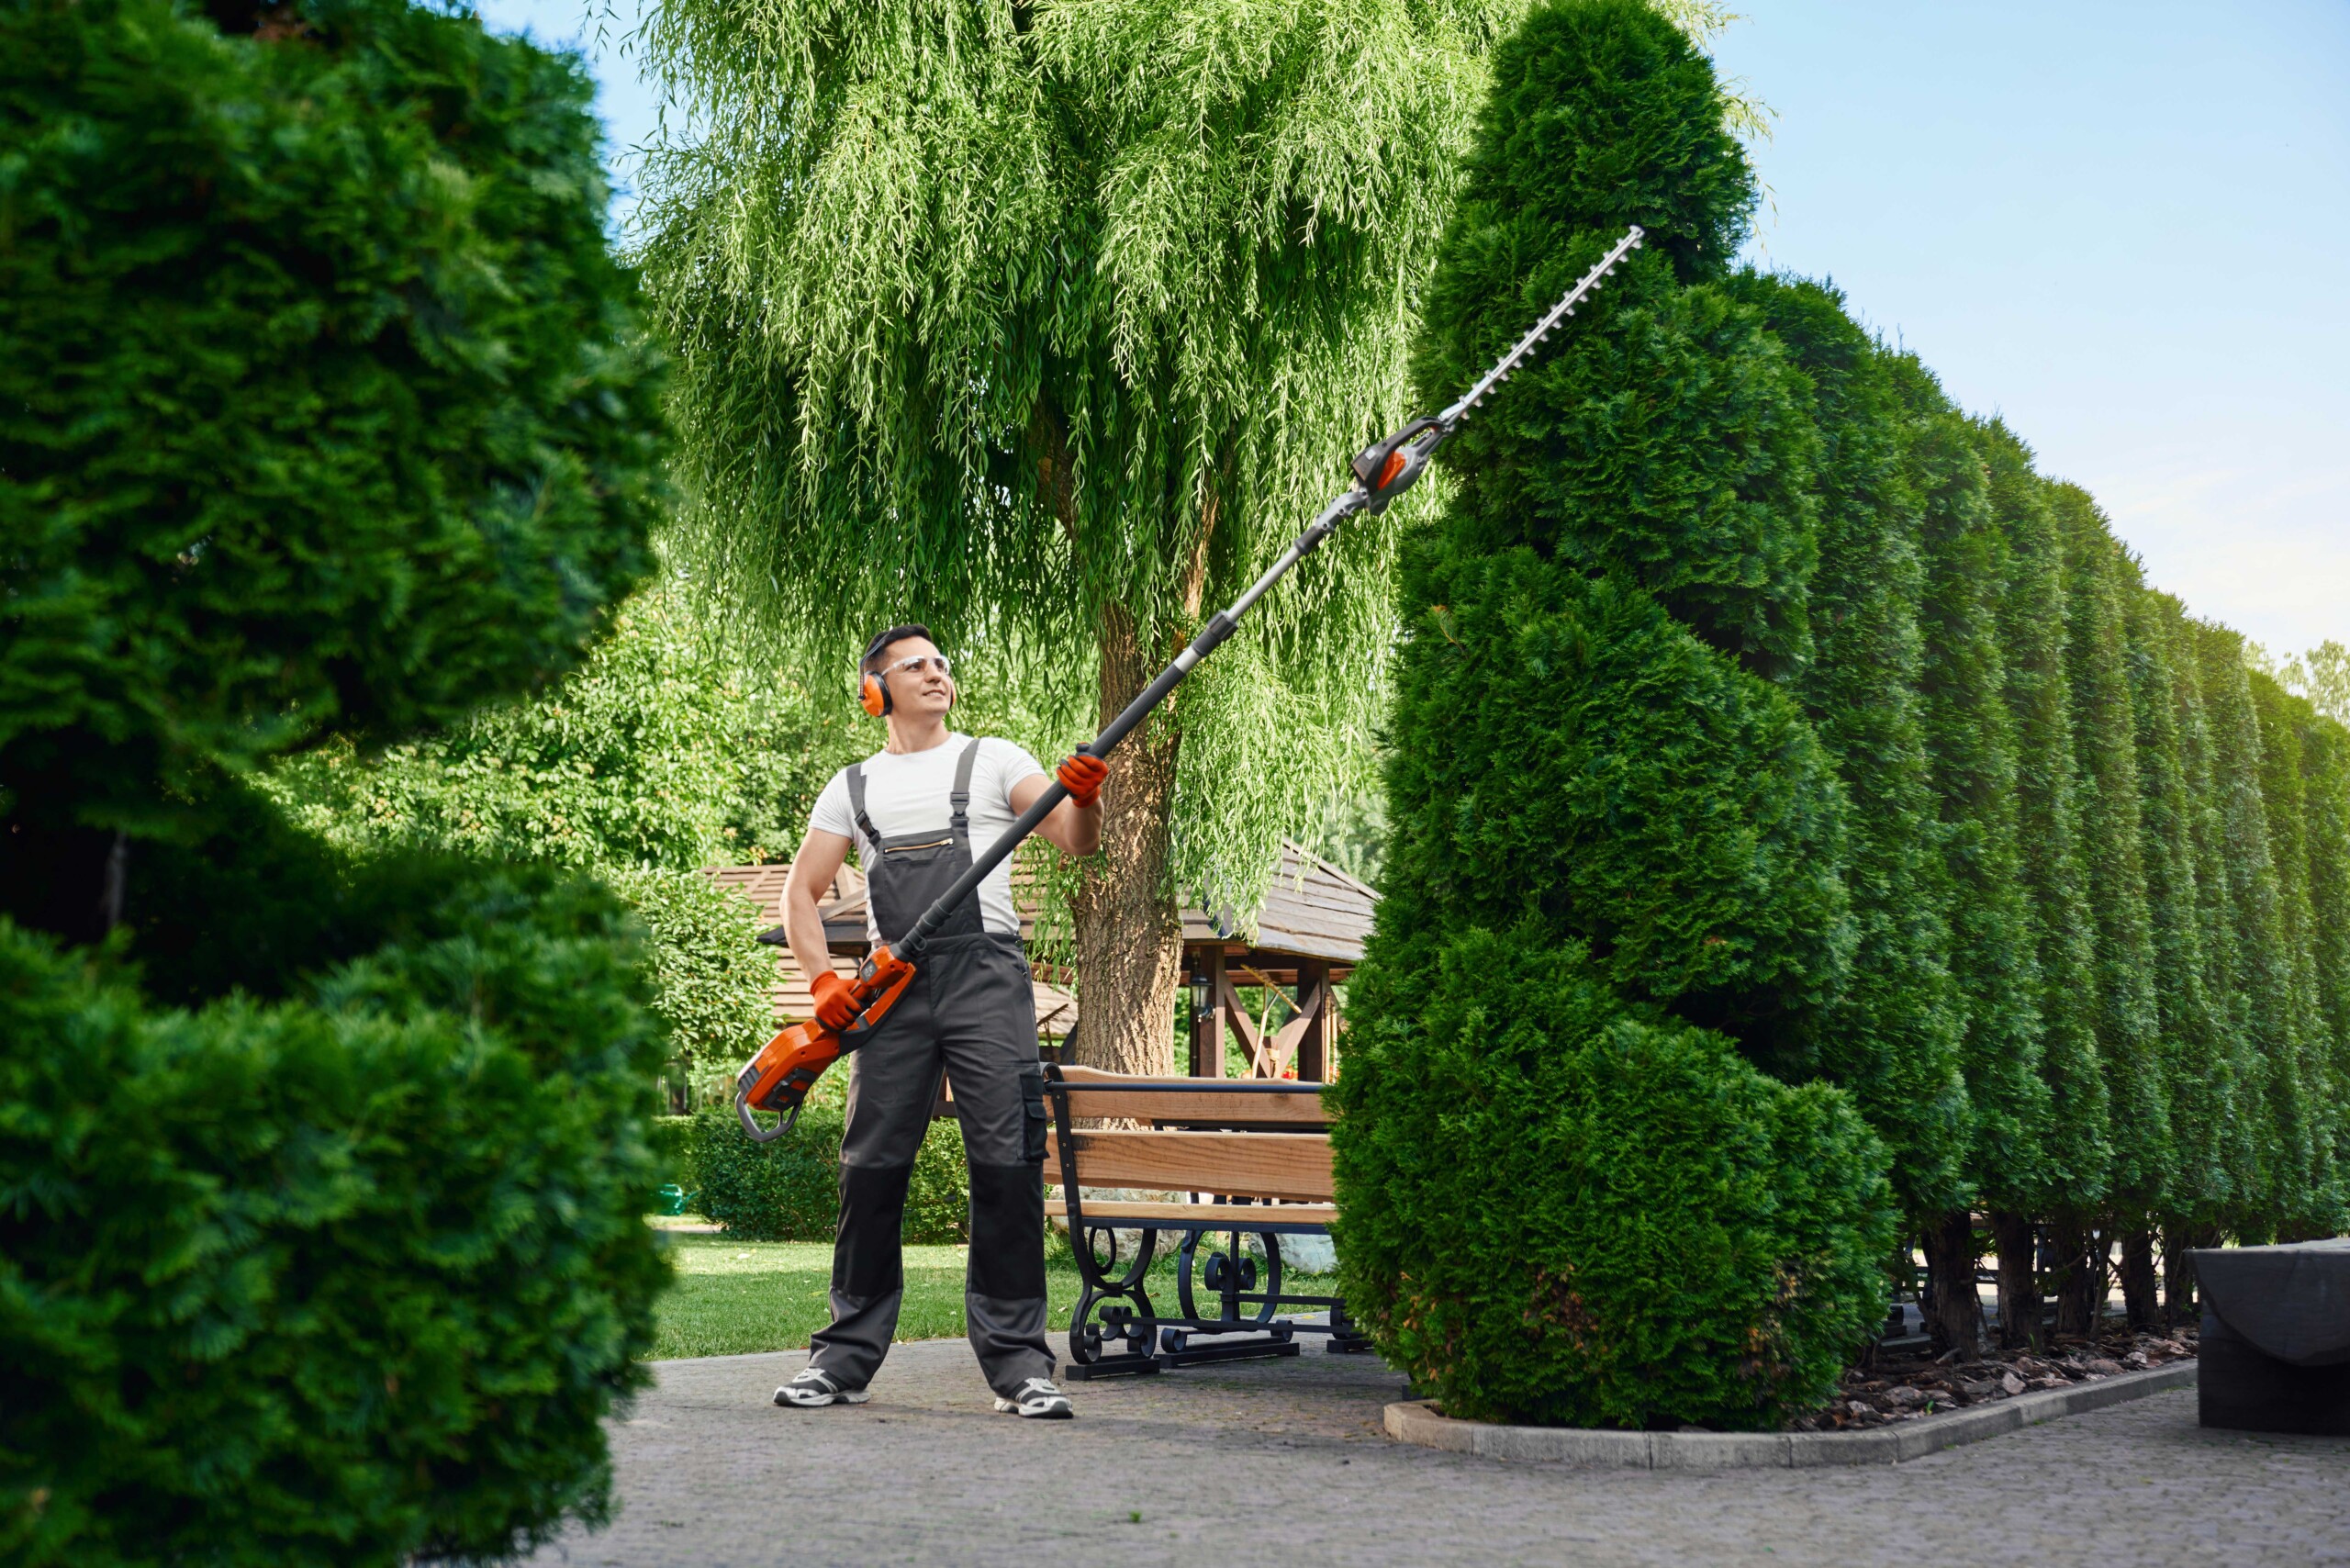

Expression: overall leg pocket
xmin=1019 ymin=1064 xmax=1048 ymax=1165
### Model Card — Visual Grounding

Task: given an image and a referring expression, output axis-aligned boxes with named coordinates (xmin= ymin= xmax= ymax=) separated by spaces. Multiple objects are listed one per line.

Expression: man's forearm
xmin=784 ymin=894 xmax=838 ymax=1001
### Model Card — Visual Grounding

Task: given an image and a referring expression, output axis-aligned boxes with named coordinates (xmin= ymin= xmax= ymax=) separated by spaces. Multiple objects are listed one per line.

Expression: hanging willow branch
xmin=630 ymin=0 xmax=1751 ymax=918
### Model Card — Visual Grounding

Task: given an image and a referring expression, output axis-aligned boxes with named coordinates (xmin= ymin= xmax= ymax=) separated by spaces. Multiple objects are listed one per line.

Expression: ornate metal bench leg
xmin=1326 ymin=1297 xmax=1375 ymax=1354
xmin=1158 ymin=1226 xmax=1301 ymax=1369
xmin=1061 ymin=1224 xmax=1161 ymax=1381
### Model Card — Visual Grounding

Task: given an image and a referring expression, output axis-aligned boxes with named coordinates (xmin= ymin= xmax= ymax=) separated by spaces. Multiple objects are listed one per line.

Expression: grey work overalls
xmin=806 ymin=739 xmax=1055 ymax=1396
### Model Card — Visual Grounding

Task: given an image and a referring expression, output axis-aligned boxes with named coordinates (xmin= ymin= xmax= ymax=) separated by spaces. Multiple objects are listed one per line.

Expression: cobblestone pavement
xmin=525 ymin=1338 xmax=2349 ymax=1568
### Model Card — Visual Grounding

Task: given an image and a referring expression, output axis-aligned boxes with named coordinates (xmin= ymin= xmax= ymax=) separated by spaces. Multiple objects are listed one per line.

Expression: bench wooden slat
xmin=1045 ymin=1129 xmax=1334 ymax=1203
xmin=1046 ymin=1198 xmax=1337 ymax=1227
xmin=1049 ymin=1067 xmax=1333 ymax=1126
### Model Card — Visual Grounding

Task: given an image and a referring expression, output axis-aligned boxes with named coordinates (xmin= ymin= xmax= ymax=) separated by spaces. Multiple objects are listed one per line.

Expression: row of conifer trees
xmin=1790 ymin=339 xmax=2350 ymax=1353
xmin=1331 ymin=1 xmax=2346 ymax=1425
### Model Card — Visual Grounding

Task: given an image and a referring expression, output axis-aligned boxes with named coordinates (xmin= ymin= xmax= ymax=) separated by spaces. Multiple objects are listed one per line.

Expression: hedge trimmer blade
xmin=1439 ymin=225 xmax=1644 ymax=426
xmin=1348 ymin=224 xmax=1644 ymax=514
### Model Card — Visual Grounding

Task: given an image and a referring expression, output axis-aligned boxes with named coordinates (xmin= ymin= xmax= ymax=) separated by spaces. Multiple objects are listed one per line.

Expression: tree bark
xmin=1066 ymin=599 xmax=1185 ymax=1077
xmin=1922 ymin=1210 xmax=1983 ymax=1359
xmin=2118 ymin=1226 xmax=2160 ymax=1331
xmin=2160 ymin=1222 xmax=2214 ymax=1331
xmin=2050 ymin=1216 xmax=2107 ymax=1338
xmin=1990 ymin=1209 xmax=2043 ymax=1351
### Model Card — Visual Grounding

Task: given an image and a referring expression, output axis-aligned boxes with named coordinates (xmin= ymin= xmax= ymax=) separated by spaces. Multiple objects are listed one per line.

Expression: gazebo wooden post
xmin=1296 ymin=957 xmax=1329 ymax=1082
xmin=1191 ymin=947 xmax=1226 ymax=1078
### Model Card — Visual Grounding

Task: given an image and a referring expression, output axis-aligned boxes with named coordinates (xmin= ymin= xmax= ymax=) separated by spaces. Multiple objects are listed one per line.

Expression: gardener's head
xmin=859 ymin=623 xmax=954 ymax=722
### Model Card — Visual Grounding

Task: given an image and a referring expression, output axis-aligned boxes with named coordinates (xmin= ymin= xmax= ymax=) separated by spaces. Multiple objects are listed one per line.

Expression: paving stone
xmin=521 ymin=1338 xmax=2350 ymax=1568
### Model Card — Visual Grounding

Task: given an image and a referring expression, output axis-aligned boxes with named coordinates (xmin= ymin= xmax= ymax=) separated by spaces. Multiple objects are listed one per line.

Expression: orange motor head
xmin=733 ymin=944 xmax=921 ymax=1142
xmin=734 ymin=1021 xmax=844 ymax=1142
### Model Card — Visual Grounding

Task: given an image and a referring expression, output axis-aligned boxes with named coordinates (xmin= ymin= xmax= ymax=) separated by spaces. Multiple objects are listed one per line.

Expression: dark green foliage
xmin=1729 ymin=274 xmax=1969 ymax=1215
xmin=686 ymin=1102 xmax=847 ymax=1242
xmin=2195 ymin=624 xmax=2304 ymax=1232
xmin=1891 ymin=374 xmax=2052 ymax=1214
xmin=2296 ymin=711 xmax=2350 ymax=1195
xmin=2052 ymin=489 xmax=2169 ymax=1211
xmin=1410 ymin=0 xmax=1818 ymax=676
xmin=0 ymin=0 xmax=662 ymax=845
xmin=1340 ymin=0 xmax=1892 ymax=1430
xmin=1983 ymin=427 xmax=2109 ymax=1210
xmin=684 ymin=1096 xmax=970 ymax=1245
xmin=0 ymin=0 xmax=669 ymax=1557
xmin=2164 ymin=608 xmax=2260 ymax=1220
xmin=2247 ymin=673 xmax=2343 ymax=1231
xmin=0 ymin=867 xmax=667 ymax=1567
xmin=1380 ymin=553 xmax=1852 ymax=1030
xmin=2126 ymin=590 xmax=2235 ymax=1226
xmin=1332 ymin=928 xmax=1896 ymax=1430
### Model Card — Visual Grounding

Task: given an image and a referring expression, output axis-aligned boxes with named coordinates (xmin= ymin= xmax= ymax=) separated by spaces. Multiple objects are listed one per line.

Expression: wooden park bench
xmin=1039 ymin=1064 xmax=1372 ymax=1378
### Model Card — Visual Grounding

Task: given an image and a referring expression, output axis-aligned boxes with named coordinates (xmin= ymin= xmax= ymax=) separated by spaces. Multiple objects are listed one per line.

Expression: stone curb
xmin=1383 ymin=1361 xmax=2198 ymax=1468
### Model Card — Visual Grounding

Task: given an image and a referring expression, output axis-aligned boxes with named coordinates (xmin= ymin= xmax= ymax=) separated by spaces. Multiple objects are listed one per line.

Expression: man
xmin=771 ymin=624 xmax=1106 ymax=1418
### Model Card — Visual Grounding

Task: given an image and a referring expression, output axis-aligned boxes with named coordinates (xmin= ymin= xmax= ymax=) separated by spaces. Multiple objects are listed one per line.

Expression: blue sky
xmin=479 ymin=0 xmax=2349 ymax=660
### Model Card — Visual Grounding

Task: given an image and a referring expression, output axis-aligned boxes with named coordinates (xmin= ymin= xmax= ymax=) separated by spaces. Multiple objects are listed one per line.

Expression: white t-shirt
xmin=807 ymin=734 xmax=1046 ymax=943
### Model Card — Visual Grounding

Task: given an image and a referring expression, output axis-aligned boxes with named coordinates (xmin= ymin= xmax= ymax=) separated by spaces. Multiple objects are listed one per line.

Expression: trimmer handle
xmin=736 ymin=1092 xmax=801 ymax=1144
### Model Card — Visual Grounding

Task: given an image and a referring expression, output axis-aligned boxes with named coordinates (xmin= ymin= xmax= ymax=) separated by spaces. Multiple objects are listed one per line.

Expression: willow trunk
xmin=1066 ymin=601 xmax=1185 ymax=1077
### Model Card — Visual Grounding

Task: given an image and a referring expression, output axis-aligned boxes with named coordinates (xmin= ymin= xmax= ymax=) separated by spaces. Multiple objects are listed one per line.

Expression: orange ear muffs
xmin=859 ymin=670 xmax=890 ymax=718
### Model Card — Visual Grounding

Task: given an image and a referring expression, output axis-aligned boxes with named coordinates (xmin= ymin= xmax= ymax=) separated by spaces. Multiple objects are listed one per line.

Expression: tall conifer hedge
xmin=1336 ymin=0 xmax=2350 ymax=1419
xmin=1333 ymin=0 xmax=1897 ymax=1431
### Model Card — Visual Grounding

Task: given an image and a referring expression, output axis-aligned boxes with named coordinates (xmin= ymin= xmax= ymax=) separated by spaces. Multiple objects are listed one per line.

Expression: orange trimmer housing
xmin=733 ymin=945 xmax=915 ymax=1142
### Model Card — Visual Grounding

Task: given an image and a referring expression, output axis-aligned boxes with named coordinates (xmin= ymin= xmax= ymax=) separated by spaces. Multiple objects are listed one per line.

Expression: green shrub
xmin=0 ymin=0 xmax=669 ymax=1558
xmin=0 ymin=0 xmax=661 ymax=860
xmin=0 ymin=867 xmax=668 ymax=1566
xmin=1334 ymin=928 xmax=1897 ymax=1429
xmin=686 ymin=1098 xmax=847 ymax=1243
xmin=685 ymin=1092 xmax=970 ymax=1244
xmin=1382 ymin=551 xmax=1852 ymax=1032
xmin=1338 ymin=0 xmax=1893 ymax=1431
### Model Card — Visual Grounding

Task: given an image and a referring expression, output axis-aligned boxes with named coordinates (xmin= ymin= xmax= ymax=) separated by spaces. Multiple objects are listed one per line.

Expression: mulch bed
xmin=1794 ymin=1326 xmax=2199 ymax=1431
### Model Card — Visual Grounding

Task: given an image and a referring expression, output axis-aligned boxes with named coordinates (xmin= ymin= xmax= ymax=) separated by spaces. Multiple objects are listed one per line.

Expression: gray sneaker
xmin=775 ymin=1368 xmax=870 ymax=1408
xmin=993 ymin=1375 xmax=1074 ymax=1419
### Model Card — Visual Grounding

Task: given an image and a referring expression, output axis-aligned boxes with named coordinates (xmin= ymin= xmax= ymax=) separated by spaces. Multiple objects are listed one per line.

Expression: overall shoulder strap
xmin=845 ymin=762 xmax=882 ymax=847
xmin=949 ymin=738 xmax=982 ymax=833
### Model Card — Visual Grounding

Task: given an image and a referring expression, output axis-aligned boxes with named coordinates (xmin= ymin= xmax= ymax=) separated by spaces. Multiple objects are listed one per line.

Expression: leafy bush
xmin=0 ymin=0 xmax=661 ymax=851
xmin=1333 ymin=928 xmax=1897 ymax=1429
xmin=686 ymin=1092 xmax=971 ymax=1245
xmin=0 ymin=0 xmax=671 ymax=1558
xmin=0 ymin=867 xmax=668 ymax=1565
xmin=606 ymin=868 xmax=781 ymax=1090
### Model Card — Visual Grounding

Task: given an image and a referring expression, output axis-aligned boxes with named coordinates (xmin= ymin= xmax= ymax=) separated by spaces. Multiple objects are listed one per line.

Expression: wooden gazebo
xmin=702 ymin=839 xmax=1375 ymax=1081
xmin=1178 ymin=843 xmax=1372 ymax=1081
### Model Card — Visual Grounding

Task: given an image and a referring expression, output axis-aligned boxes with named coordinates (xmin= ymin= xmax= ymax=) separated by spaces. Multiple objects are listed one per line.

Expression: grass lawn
xmin=650 ymin=1230 xmax=1335 ymax=1361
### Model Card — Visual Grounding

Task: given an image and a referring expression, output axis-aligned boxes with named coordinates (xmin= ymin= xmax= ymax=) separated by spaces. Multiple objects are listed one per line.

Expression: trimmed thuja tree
xmin=1886 ymin=364 xmax=2046 ymax=1356
xmin=2246 ymin=671 xmax=2346 ymax=1235
xmin=0 ymin=1 xmax=668 ymax=1562
xmin=1332 ymin=0 xmax=1896 ymax=1430
xmin=1730 ymin=274 xmax=1971 ymax=1230
xmin=2124 ymin=588 xmax=2236 ymax=1321
xmin=1979 ymin=419 xmax=2105 ymax=1349
xmin=2052 ymin=489 xmax=2170 ymax=1329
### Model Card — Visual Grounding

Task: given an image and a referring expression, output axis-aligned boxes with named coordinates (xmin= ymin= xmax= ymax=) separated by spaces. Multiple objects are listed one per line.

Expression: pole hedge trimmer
xmin=733 ymin=225 xmax=1646 ymax=1142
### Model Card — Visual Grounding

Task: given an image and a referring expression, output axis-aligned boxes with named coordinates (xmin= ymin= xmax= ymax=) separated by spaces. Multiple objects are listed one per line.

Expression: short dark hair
xmin=861 ymin=623 xmax=933 ymax=675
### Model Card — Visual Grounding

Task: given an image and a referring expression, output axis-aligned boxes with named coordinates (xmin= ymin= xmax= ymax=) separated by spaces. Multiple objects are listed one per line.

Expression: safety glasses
xmin=885 ymin=654 xmax=952 ymax=678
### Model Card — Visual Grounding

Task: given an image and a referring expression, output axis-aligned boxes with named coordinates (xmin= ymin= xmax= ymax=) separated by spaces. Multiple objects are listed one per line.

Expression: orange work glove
xmin=810 ymin=969 xmax=860 ymax=1032
xmin=1057 ymin=752 xmax=1109 ymax=809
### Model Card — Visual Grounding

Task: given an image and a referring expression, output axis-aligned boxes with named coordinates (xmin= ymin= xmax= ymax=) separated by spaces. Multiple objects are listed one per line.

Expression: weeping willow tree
xmin=630 ymin=0 xmax=1750 ymax=1069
